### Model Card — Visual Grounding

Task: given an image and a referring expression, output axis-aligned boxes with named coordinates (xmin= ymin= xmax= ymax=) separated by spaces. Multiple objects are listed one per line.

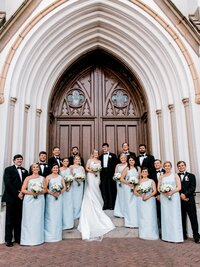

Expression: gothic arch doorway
xmin=48 ymin=50 xmax=148 ymax=161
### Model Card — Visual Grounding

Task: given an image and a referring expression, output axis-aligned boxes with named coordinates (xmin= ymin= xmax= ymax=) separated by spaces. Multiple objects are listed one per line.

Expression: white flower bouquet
xmin=113 ymin=173 xmax=122 ymax=187
xmin=64 ymin=174 xmax=74 ymax=190
xmin=90 ymin=162 xmax=102 ymax=176
xmin=137 ymin=183 xmax=151 ymax=195
xmin=74 ymin=173 xmax=85 ymax=186
xmin=160 ymin=183 xmax=174 ymax=200
xmin=50 ymin=184 xmax=63 ymax=200
xmin=127 ymin=176 xmax=139 ymax=192
xmin=30 ymin=182 xmax=43 ymax=199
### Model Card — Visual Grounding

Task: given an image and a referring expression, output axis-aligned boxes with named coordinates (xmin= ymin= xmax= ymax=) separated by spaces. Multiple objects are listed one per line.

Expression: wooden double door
xmin=49 ymin=63 xmax=147 ymax=162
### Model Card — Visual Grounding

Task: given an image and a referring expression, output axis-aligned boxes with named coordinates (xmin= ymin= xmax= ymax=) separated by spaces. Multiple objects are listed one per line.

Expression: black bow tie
xmin=104 ymin=153 xmax=108 ymax=155
xmin=40 ymin=163 xmax=46 ymax=166
xmin=178 ymin=172 xmax=185 ymax=176
xmin=17 ymin=167 xmax=22 ymax=170
xmin=140 ymin=154 xmax=145 ymax=157
xmin=156 ymin=170 xmax=161 ymax=173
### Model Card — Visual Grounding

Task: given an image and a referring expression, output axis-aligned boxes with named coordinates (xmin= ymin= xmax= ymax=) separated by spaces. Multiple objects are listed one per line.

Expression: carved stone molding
xmin=25 ymin=104 xmax=30 ymax=112
xmin=36 ymin=108 xmax=42 ymax=116
xmin=182 ymin=98 xmax=190 ymax=107
xmin=168 ymin=104 xmax=174 ymax=111
xmin=156 ymin=109 xmax=162 ymax=115
xmin=0 ymin=11 xmax=6 ymax=28
xmin=189 ymin=7 xmax=200 ymax=32
xmin=10 ymin=97 xmax=17 ymax=105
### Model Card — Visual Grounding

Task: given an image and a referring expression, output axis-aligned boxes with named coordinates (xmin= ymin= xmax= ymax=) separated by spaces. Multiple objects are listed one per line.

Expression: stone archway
xmin=48 ymin=50 xmax=148 ymax=160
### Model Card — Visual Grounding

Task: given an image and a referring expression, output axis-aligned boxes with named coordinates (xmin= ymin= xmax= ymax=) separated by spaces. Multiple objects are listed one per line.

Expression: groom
xmin=99 ymin=143 xmax=117 ymax=210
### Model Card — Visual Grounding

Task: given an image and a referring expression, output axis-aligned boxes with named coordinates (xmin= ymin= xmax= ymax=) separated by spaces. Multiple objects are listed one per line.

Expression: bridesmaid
xmin=70 ymin=156 xmax=85 ymax=219
xmin=158 ymin=161 xmax=183 ymax=243
xmin=44 ymin=163 xmax=66 ymax=242
xmin=120 ymin=156 xmax=139 ymax=228
xmin=60 ymin=157 xmax=74 ymax=230
xmin=134 ymin=167 xmax=159 ymax=240
xmin=21 ymin=163 xmax=47 ymax=246
xmin=113 ymin=153 xmax=127 ymax=217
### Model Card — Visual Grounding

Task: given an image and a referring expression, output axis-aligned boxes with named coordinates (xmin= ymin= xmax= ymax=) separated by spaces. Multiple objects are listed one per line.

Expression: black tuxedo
xmin=68 ymin=156 xmax=84 ymax=167
xmin=178 ymin=172 xmax=199 ymax=239
xmin=136 ymin=154 xmax=156 ymax=180
xmin=48 ymin=156 xmax=63 ymax=169
xmin=99 ymin=152 xmax=117 ymax=209
xmin=2 ymin=165 xmax=28 ymax=243
xmin=29 ymin=162 xmax=50 ymax=177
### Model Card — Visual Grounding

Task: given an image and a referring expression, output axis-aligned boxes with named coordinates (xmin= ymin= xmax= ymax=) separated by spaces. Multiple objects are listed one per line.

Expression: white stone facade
xmin=0 ymin=0 xmax=200 ymax=242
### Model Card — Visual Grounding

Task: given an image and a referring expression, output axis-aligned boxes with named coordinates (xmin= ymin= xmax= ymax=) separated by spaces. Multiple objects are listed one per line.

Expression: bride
xmin=78 ymin=149 xmax=115 ymax=240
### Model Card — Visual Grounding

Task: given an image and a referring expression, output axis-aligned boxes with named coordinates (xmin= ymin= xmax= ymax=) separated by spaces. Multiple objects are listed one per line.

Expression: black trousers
xmin=156 ymin=198 xmax=161 ymax=231
xmin=100 ymin=168 xmax=116 ymax=209
xmin=181 ymin=200 xmax=199 ymax=239
xmin=5 ymin=201 xmax=22 ymax=243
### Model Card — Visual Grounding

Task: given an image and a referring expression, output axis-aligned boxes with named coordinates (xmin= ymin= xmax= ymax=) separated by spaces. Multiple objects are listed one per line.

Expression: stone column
xmin=23 ymin=104 xmax=30 ymax=158
xmin=168 ymin=104 xmax=178 ymax=167
xmin=35 ymin=109 xmax=42 ymax=161
xmin=5 ymin=97 xmax=17 ymax=166
xmin=182 ymin=98 xmax=196 ymax=173
xmin=156 ymin=109 xmax=165 ymax=160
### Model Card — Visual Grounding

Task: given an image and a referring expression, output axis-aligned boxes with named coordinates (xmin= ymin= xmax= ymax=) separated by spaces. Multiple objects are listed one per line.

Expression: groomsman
xmin=154 ymin=159 xmax=165 ymax=235
xmin=120 ymin=142 xmax=136 ymax=161
xmin=29 ymin=151 xmax=50 ymax=177
xmin=136 ymin=144 xmax=156 ymax=180
xmin=99 ymin=143 xmax=117 ymax=210
xmin=48 ymin=147 xmax=63 ymax=169
xmin=177 ymin=161 xmax=200 ymax=243
xmin=69 ymin=146 xmax=84 ymax=166
xmin=2 ymin=154 xmax=28 ymax=247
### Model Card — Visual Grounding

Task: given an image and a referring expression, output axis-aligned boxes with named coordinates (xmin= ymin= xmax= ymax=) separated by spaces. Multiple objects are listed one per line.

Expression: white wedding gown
xmin=78 ymin=170 xmax=115 ymax=240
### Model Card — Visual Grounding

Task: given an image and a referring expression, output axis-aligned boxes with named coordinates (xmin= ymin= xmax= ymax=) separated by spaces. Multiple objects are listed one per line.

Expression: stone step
xmin=62 ymin=210 xmax=139 ymax=239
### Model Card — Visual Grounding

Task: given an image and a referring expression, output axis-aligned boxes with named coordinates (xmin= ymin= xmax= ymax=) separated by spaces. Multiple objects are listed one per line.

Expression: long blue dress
xmin=123 ymin=167 xmax=138 ymax=227
xmin=137 ymin=179 xmax=159 ymax=240
xmin=21 ymin=176 xmax=45 ymax=245
xmin=60 ymin=168 xmax=74 ymax=230
xmin=113 ymin=164 xmax=127 ymax=217
xmin=44 ymin=175 xmax=63 ymax=242
xmin=71 ymin=165 xmax=85 ymax=219
xmin=160 ymin=173 xmax=183 ymax=242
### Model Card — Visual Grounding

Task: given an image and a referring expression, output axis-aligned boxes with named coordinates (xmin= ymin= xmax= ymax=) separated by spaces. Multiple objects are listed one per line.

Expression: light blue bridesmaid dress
xmin=21 ymin=176 xmax=45 ymax=245
xmin=60 ymin=168 xmax=74 ymax=230
xmin=137 ymin=179 xmax=159 ymax=240
xmin=44 ymin=175 xmax=63 ymax=242
xmin=71 ymin=165 xmax=85 ymax=219
xmin=123 ymin=167 xmax=138 ymax=227
xmin=160 ymin=173 xmax=183 ymax=242
xmin=113 ymin=164 xmax=127 ymax=217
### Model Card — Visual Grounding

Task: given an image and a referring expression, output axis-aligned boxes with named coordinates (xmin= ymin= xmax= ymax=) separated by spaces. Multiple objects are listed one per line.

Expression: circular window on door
xmin=67 ymin=89 xmax=85 ymax=107
xmin=111 ymin=89 xmax=129 ymax=108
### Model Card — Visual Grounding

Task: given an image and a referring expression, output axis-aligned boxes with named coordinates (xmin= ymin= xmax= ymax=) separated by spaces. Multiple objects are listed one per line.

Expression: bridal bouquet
xmin=160 ymin=183 xmax=174 ymax=200
xmin=127 ymin=176 xmax=139 ymax=192
xmin=137 ymin=183 xmax=151 ymax=195
xmin=50 ymin=184 xmax=63 ymax=200
xmin=113 ymin=173 xmax=122 ymax=187
xmin=30 ymin=182 xmax=43 ymax=199
xmin=64 ymin=174 xmax=74 ymax=190
xmin=90 ymin=162 xmax=102 ymax=176
xmin=74 ymin=173 xmax=85 ymax=186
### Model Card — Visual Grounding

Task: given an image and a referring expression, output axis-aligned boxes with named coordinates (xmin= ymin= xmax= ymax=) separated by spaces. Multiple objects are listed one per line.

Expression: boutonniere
xmin=109 ymin=155 xmax=112 ymax=158
xmin=185 ymin=176 xmax=189 ymax=181
xmin=22 ymin=169 xmax=25 ymax=173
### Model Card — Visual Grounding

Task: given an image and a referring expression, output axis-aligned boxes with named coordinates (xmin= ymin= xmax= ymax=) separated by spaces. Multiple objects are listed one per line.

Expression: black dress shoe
xmin=194 ymin=238 xmax=200 ymax=243
xmin=184 ymin=236 xmax=188 ymax=240
xmin=6 ymin=242 xmax=13 ymax=247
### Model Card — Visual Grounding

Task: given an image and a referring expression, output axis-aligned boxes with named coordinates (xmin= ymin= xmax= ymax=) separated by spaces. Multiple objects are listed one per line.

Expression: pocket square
xmin=185 ymin=176 xmax=189 ymax=181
